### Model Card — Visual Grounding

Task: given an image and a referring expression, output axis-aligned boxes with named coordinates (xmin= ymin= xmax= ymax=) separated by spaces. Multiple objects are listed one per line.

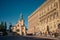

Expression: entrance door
xmin=47 ymin=26 xmax=49 ymax=33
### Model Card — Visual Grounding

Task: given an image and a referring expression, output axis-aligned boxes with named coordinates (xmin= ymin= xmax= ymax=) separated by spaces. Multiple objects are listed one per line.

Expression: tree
xmin=9 ymin=23 xmax=12 ymax=32
xmin=1 ymin=22 xmax=4 ymax=31
xmin=0 ymin=21 xmax=8 ymax=36
xmin=0 ymin=24 xmax=1 ymax=30
xmin=4 ymin=21 xmax=7 ymax=30
xmin=0 ymin=22 xmax=1 ymax=30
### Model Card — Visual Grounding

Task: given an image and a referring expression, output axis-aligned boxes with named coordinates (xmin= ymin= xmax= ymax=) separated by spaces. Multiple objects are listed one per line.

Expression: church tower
xmin=19 ymin=13 xmax=26 ymax=35
xmin=12 ymin=13 xmax=26 ymax=36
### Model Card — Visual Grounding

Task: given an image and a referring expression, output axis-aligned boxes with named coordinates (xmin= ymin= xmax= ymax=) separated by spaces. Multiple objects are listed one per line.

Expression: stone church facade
xmin=27 ymin=0 xmax=60 ymax=36
xmin=12 ymin=14 xmax=26 ymax=36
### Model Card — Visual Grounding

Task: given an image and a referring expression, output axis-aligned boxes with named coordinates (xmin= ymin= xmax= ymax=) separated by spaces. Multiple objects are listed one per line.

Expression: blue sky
xmin=0 ymin=0 xmax=46 ymax=29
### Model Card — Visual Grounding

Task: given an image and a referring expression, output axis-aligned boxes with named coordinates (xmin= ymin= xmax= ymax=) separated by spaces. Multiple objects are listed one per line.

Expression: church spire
xmin=20 ymin=13 xmax=23 ymax=20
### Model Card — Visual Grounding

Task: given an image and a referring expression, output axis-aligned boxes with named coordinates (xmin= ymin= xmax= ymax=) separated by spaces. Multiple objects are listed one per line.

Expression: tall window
xmin=56 ymin=12 xmax=58 ymax=18
xmin=55 ymin=2 xmax=58 ymax=8
xmin=50 ymin=15 xmax=51 ymax=21
xmin=53 ymin=13 xmax=55 ymax=19
xmin=46 ymin=18 xmax=47 ymax=23
xmin=48 ymin=7 xmax=49 ymax=11
xmin=55 ymin=13 xmax=57 ymax=19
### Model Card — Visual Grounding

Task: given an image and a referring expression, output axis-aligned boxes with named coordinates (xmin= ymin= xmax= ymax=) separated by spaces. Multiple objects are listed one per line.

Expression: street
xmin=0 ymin=36 xmax=58 ymax=40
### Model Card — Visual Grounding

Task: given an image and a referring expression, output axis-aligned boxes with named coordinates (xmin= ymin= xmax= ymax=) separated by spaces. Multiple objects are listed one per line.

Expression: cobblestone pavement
xmin=0 ymin=36 xmax=58 ymax=40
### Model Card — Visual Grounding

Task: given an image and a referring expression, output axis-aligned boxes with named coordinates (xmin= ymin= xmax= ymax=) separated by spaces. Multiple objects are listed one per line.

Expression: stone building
xmin=12 ymin=14 xmax=26 ymax=36
xmin=27 ymin=0 xmax=60 ymax=36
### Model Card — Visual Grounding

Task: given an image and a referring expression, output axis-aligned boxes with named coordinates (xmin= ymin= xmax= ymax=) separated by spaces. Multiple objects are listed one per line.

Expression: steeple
xmin=20 ymin=13 xmax=23 ymax=20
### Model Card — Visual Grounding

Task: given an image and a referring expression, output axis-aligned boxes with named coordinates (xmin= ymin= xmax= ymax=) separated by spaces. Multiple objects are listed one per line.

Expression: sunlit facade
xmin=28 ymin=0 xmax=60 ymax=36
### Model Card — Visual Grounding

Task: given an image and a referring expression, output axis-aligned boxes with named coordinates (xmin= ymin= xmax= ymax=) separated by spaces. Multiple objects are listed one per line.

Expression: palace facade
xmin=12 ymin=14 xmax=26 ymax=36
xmin=27 ymin=0 xmax=60 ymax=36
